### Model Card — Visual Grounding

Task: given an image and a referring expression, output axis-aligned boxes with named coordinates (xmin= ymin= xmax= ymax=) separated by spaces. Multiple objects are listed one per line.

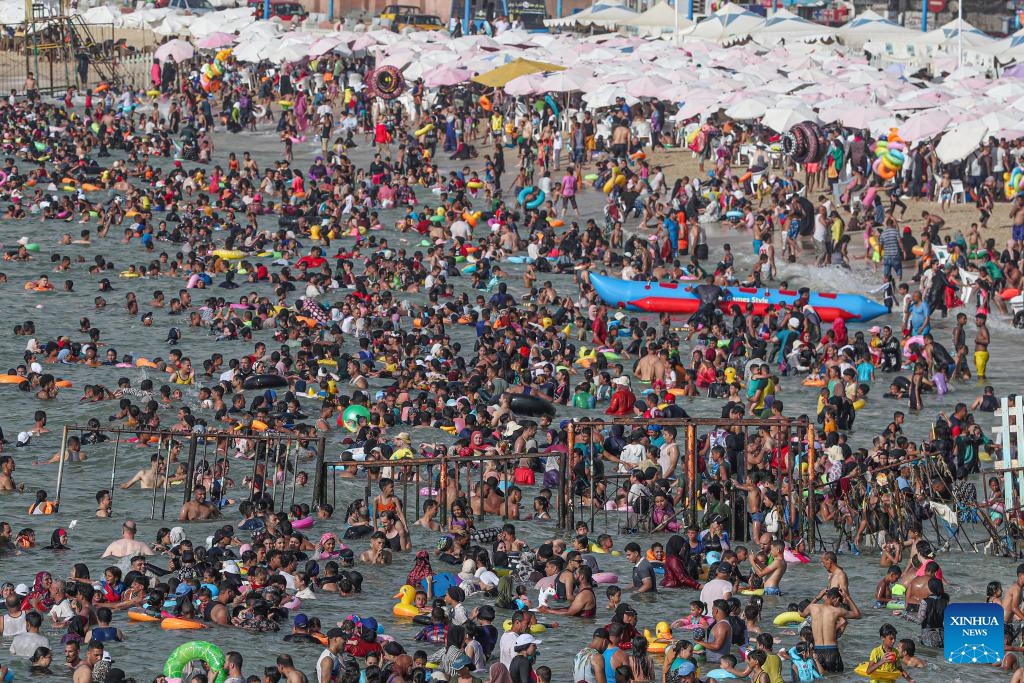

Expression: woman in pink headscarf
xmin=315 ymin=532 xmax=346 ymax=559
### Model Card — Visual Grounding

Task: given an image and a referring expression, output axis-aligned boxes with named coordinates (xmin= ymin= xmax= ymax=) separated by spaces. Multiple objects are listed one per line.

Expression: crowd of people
xmin=0 ymin=23 xmax=1019 ymax=683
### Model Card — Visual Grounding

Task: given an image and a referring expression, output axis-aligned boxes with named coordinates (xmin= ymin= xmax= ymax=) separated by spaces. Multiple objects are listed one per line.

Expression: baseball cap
xmin=361 ymin=617 xmax=378 ymax=633
xmin=593 ymin=627 xmax=610 ymax=639
xmin=673 ymin=661 xmax=696 ymax=678
xmin=14 ymin=583 xmax=28 ymax=596
xmin=451 ymin=654 xmax=473 ymax=671
xmin=326 ymin=628 xmax=346 ymax=639
xmin=514 ymin=633 xmax=542 ymax=649
xmin=294 ymin=614 xmax=309 ymax=627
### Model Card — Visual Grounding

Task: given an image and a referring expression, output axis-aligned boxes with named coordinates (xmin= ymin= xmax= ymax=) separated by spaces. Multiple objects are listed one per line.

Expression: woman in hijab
xmin=661 ymin=535 xmax=701 ymax=590
xmin=315 ymin=532 xmax=346 ymax=559
xmin=407 ymin=550 xmax=433 ymax=591
xmin=44 ymin=528 xmax=70 ymax=550
xmin=23 ymin=572 xmax=54 ymax=612
xmin=486 ymin=662 xmax=514 ymax=683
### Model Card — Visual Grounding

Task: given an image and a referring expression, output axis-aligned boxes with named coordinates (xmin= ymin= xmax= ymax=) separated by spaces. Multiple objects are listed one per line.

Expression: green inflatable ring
xmin=164 ymin=641 xmax=226 ymax=683
xmin=25 ymin=243 xmax=40 ymax=252
xmin=891 ymin=583 xmax=906 ymax=597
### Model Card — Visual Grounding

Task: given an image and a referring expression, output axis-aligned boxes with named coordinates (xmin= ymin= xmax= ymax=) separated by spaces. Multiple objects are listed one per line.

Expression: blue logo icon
xmin=944 ymin=602 xmax=1003 ymax=664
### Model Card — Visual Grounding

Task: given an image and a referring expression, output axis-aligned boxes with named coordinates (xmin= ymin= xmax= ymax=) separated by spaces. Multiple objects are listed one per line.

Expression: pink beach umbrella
xmin=197 ymin=32 xmax=236 ymax=50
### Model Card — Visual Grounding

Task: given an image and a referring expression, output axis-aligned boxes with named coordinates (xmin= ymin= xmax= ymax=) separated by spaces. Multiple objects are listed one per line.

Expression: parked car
xmin=160 ymin=0 xmax=216 ymax=13
xmin=395 ymin=13 xmax=444 ymax=31
xmin=378 ymin=4 xmax=420 ymax=23
xmin=248 ymin=0 xmax=309 ymax=21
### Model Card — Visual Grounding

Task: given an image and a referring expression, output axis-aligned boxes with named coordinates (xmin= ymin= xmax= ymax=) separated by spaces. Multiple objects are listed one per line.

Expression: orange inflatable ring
xmin=0 ymin=375 xmax=26 ymax=384
xmin=94 ymin=82 xmax=109 ymax=93
xmin=547 ymin=218 xmax=564 ymax=227
xmin=739 ymin=171 xmax=752 ymax=183
xmin=135 ymin=358 xmax=159 ymax=368
xmin=630 ymin=152 xmax=646 ymax=161
xmin=295 ymin=316 xmax=319 ymax=328
xmin=667 ymin=387 xmax=687 ymax=396
xmin=54 ymin=380 xmax=72 ymax=388
xmin=802 ymin=378 xmax=827 ymax=387
xmin=160 ymin=618 xmax=204 ymax=630
xmin=81 ymin=183 xmax=101 ymax=192
xmin=479 ymin=95 xmax=492 ymax=111
xmin=127 ymin=610 xmax=159 ymax=623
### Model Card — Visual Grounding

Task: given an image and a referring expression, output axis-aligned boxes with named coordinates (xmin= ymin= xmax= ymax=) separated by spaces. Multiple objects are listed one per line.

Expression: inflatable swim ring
xmin=853 ymin=663 xmax=900 ymax=681
xmin=772 ymin=611 xmax=803 ymax=627
xmin=502 ymin=619 xmax=545 ymax=634
xmin=164 ymin=641 xmax=225 ymax=683
xmin=161 ymin=617 xmax=204 ymax=630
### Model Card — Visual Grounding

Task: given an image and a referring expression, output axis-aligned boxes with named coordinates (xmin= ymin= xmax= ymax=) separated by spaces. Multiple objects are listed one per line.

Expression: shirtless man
xmin=1010 ymin=195 xmax=1024 ymax=252
xmin=821 ymin=551 xmax=849 ymax=593
xmin=360 ymin=532 xmax=392 ymax=565
xmin=538 ymin=566 xmax=597 ymax=618
xmin=633 ymin=345 xmax=668 ymax=383
xmin=800 ymin=587 xmax=861 ymax=673
xmin=95 ymin=490 xmax=111 ymax=518
xmin=975 ymin=312 xmax=990 ymax=380
xmin=208 ymin=584 xmax=239 ymax=625
xmin=120 ymin=454 xmax=165 ymax=490
xmin=101 ymin=520 xmax=155 ymax=558
xmin=179 ymin=485 xmax=221 ymax=521
xmin=277 ymin=654 xmax=308 ymax=683
xmin=1001 ymin=563 xmax=1024 ymax=624
xmin=0 ymin=456 xmax=25 ymax=492
xmin=749 ymin=540 xmax=787 ymax=596
xmin=72 ymin=641 xmax=103 ymax=683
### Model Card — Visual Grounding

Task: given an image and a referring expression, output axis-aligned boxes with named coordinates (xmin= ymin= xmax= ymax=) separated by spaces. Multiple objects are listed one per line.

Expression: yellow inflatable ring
xmin=853 ymin=663 xmax=900 ymax=680
xmin=773 ymin=611 xmax=803 ymax=627
xmin=212 ymin=249 xmax=245 ymax=260
xmin=502 ymin=619 xmax=545 ymax=634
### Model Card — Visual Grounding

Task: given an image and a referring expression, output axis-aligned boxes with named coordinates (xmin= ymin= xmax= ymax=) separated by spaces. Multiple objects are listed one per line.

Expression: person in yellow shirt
xmin=865 ymin=624 xmax=914 ymax=683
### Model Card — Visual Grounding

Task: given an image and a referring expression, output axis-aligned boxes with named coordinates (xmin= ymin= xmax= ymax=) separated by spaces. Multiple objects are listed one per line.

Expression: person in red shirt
xmin=344 ymin=620 xmax=384 ymax=658
xmin=295 ymin=246 xmax=327 ymax=270
xmin=606 ymin=376 xmax=636 ymax=415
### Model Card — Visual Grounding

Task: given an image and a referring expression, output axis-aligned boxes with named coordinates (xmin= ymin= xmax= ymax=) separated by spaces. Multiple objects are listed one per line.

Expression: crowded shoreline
xmin=0 ymin=10 xmax=1024 ymax=683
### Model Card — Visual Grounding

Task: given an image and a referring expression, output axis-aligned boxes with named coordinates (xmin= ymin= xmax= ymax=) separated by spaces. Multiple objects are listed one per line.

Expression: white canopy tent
xmin=620 ymin=1 xmax=692 ymax=36
xmin=683 ymin=2 xmax=764 ymax=44
xmin=545 ymin=2 xmax=635 ymax=29
xmin=751 ymin=8 xmax=836 ymax=45
xmin=837 ymin=9 xmax=919 ymax=49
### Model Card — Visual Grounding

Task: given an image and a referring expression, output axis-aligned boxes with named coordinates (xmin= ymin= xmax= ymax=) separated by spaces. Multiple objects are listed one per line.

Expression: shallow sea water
xmin=0 ymin=113 xmax=1015 ymax=682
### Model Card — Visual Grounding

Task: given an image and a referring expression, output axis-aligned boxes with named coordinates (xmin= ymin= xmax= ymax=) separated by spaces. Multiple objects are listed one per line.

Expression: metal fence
xmin=54 ymin=424 xmax=326 ymax=519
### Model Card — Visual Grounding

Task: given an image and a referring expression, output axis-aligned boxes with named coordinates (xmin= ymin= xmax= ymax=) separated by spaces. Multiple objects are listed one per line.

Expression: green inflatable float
xmin=163 ymin=641 xmax=226 ymax=683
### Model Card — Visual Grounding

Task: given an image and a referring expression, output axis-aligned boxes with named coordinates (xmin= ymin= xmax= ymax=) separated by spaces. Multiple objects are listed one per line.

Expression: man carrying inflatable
xmin=684 ymin=276 xmax=729 ymax=339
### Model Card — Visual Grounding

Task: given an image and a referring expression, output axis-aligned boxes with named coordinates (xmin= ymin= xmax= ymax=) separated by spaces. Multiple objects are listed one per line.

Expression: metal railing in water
xmin=313 ymin=416 xmax=816 ymax=542
xmin=53 ymin=425 xmax=326 ymax=519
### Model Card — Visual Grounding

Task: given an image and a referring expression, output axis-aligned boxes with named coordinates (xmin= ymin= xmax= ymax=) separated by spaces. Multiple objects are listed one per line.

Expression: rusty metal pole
xmin=806 ymin=423 xmax=816 ymax=550
xmin=312 ymin=436 xmax=327 ymax=509
xmin=439 ymin=455 xmax=448 ymax=528
xmin=564 ymin=424 xmax=575 ymax=531
xmin=686 ymin=423 xmax=697 ymax=526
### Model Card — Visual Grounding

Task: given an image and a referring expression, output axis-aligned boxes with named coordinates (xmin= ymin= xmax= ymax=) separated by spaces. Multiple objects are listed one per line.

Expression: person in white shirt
xmin=2 ymin=594 xmax=26 ymax=637
xmin=499 ymin=611 xmax=529 ymax=668
xmin=699 ymin=563 xmax=735 ymax=616
xmin=9 ymin=611 xmax=48 ymax=657
xmin=47 ymin=581 xmax=75 ymax=626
